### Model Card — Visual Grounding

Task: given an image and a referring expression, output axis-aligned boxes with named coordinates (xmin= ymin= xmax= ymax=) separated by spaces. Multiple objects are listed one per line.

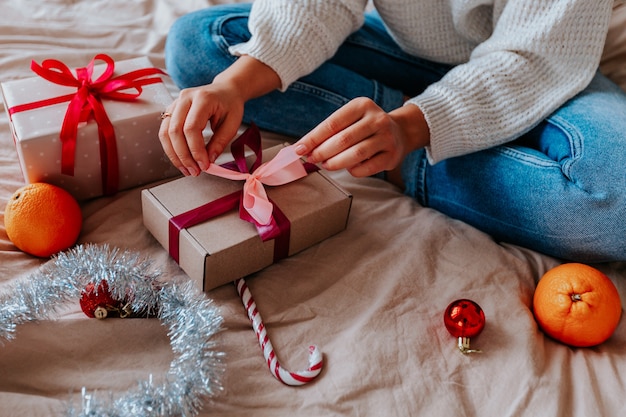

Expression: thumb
xmin=206 ymin=113 xmax=244 ymax=164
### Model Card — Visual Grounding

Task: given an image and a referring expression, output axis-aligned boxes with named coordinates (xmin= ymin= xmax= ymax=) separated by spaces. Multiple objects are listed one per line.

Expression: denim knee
xmin=165 ymin=4 xmax=251 ymax=89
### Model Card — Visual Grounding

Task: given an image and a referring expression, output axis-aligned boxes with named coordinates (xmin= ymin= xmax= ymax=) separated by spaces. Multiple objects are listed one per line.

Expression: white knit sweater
xmin=230 ymin=0 xmax=616 ymax=163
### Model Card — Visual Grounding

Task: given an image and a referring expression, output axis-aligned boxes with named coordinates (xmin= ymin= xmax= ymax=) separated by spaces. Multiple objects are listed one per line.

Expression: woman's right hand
xmin=158 ymin=55 xmax=282 ymax=176
xmin=158 ymin=81 xmax=245 ymax=177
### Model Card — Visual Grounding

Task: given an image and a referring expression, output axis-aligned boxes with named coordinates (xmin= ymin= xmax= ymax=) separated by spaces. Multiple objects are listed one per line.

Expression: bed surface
xmin=2 ymin=1 xmax=626 ymax=416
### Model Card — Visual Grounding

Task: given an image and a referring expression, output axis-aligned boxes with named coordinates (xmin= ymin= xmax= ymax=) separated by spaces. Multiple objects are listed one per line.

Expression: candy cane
xmin=235 ymin=278 xmax=323 ymax=386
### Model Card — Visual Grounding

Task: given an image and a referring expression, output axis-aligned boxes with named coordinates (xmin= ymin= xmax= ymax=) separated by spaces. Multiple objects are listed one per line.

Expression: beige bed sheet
xmin=1 ymin=1 xmax=626 ymax=416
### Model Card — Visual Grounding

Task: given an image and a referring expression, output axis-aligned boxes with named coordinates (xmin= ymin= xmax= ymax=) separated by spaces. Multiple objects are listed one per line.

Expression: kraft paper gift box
xmin=1 ymin=54 xmax=179 ymax=200
xmin=142 ymin=134 xmax=352 ymax=292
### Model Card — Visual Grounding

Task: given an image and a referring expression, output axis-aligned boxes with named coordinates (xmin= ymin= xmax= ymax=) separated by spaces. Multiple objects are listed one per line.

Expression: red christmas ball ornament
xmin=80 ymin=280 xmax=122 ymax=319
xmin=443 ymin=299 xmax=486 ymax=354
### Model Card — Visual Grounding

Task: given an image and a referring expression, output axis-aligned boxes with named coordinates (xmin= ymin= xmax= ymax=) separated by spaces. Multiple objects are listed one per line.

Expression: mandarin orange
xmin=4 ymin=182 xmax=82 ymax=257
xmin=533 ymin=263 xmax=622 ymax=347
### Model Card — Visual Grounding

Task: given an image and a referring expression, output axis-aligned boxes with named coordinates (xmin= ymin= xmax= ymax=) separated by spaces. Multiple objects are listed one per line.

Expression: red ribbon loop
xmin=9 ymin=54 xmax=167 ymax=196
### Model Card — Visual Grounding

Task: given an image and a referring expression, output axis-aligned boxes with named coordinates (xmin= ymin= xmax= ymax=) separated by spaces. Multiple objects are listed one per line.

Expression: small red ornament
xmin=80 ymin=280 xmax=126 ymax=319
xmin=443 ymin=299 xmax=485 ymax=354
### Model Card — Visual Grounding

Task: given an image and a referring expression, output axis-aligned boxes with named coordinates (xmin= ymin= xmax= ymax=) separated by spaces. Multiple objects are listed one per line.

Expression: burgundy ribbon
xmin=8 ymin=54 xmax=167 ymax=196
xmin=167 ymin=124 xmax=316 ymax=265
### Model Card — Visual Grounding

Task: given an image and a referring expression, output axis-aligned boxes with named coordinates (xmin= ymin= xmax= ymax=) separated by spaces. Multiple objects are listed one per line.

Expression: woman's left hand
xmin=294 ymin=97 xmax=429 ymax=177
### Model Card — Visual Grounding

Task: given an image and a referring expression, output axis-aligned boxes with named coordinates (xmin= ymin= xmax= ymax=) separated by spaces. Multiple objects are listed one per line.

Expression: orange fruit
xmin=4 ymin=182 xmax=82 ymax=258
xmin=533 ymin=263 xmax=622 ymax=347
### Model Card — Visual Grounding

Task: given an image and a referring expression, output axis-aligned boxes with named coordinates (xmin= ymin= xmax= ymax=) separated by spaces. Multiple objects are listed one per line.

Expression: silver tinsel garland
xmin=0 ymin=244 xmax=224 ymax=417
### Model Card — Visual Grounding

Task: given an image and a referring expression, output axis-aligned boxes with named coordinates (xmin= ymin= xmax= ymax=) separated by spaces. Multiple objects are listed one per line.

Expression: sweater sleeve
xmin=410 ymin=0 xmax=614 ymax=164
xmin=229 ymin=0 xmax=368 ymax=91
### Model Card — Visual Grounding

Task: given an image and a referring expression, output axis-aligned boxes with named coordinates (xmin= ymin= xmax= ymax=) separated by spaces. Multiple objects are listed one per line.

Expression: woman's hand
xmin=158 ymin=56 xmax=282 ymax=176
xmin=159 ymin=82 xmax=244 ymax=176
xmin=294 ymin=97 xmax=430 ymax=177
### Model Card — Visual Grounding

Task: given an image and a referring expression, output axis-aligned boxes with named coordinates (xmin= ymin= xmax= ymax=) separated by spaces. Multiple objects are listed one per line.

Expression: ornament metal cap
xmin=93 ymin=306 xmax=108 ymax=320
xmin=457 ymin=336 xmax=482 ymax=354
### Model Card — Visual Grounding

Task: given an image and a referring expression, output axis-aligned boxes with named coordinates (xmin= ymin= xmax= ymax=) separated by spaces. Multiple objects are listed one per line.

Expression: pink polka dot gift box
xmin=1 ymin=55 xmax=179 ymax=200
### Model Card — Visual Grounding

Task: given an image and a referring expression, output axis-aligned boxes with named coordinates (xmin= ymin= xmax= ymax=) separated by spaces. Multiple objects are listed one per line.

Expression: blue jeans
xmin=166 ymin=3 xmax=626 ymax=262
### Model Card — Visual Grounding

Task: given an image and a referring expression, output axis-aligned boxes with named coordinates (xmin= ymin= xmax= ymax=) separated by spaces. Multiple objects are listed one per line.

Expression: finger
xmin=295 ymin=98 xmax=374 ymax=163
xmin=320 ymin=131 xmax=379 ymax=171
xmin=345 ymin=152 xmax=387 ymax=178
xmin=183 ymin=101 xmax=213 ymax=171
xmin=307 ymin=114 xmax=379 ymax=171
xmin=295 ymin=104 xmax=361 ymax=160
xmin=158 ymin=102 xmax=190 ymax=176
xmin=206 ymin=110 xmax=243 ymax=164
xmin=168 ymin=99 xmax=203 ymax=176
xmin=337 ymin=128 xmax=403 ymax=177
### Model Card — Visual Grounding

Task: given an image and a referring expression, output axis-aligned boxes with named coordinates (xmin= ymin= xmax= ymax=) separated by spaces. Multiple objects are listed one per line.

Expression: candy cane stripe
xmin=235 ymin=278 xmax=323 ymax=386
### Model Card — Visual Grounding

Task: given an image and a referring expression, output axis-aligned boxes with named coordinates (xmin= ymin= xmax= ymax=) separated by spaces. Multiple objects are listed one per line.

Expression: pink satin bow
xmin=205 ymin=145 xmax=307 ymax=225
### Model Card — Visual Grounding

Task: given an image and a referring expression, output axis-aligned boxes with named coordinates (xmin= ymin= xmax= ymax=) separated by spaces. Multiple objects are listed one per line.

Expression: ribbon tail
xmin=238 ymin=196 xmax=289 ymax=251
xmin=267 ymin=198 xmax=290 ymax=260
xmin=59 ymin=89 xmax=90 ymax=176
xmin=89 ymin=95 xmax=119 ymax=195
xmin=242 ymin=179 xmax=274 ymax=226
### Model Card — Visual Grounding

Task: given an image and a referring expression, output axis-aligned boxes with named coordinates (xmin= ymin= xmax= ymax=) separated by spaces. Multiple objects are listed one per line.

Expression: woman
xmin=159 ymin=0 xmax=626 ymax=262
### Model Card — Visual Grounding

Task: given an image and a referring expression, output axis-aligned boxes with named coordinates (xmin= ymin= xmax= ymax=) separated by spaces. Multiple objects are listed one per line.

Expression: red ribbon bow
xmin=8 ymin=54 xmax=167 ymax=196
